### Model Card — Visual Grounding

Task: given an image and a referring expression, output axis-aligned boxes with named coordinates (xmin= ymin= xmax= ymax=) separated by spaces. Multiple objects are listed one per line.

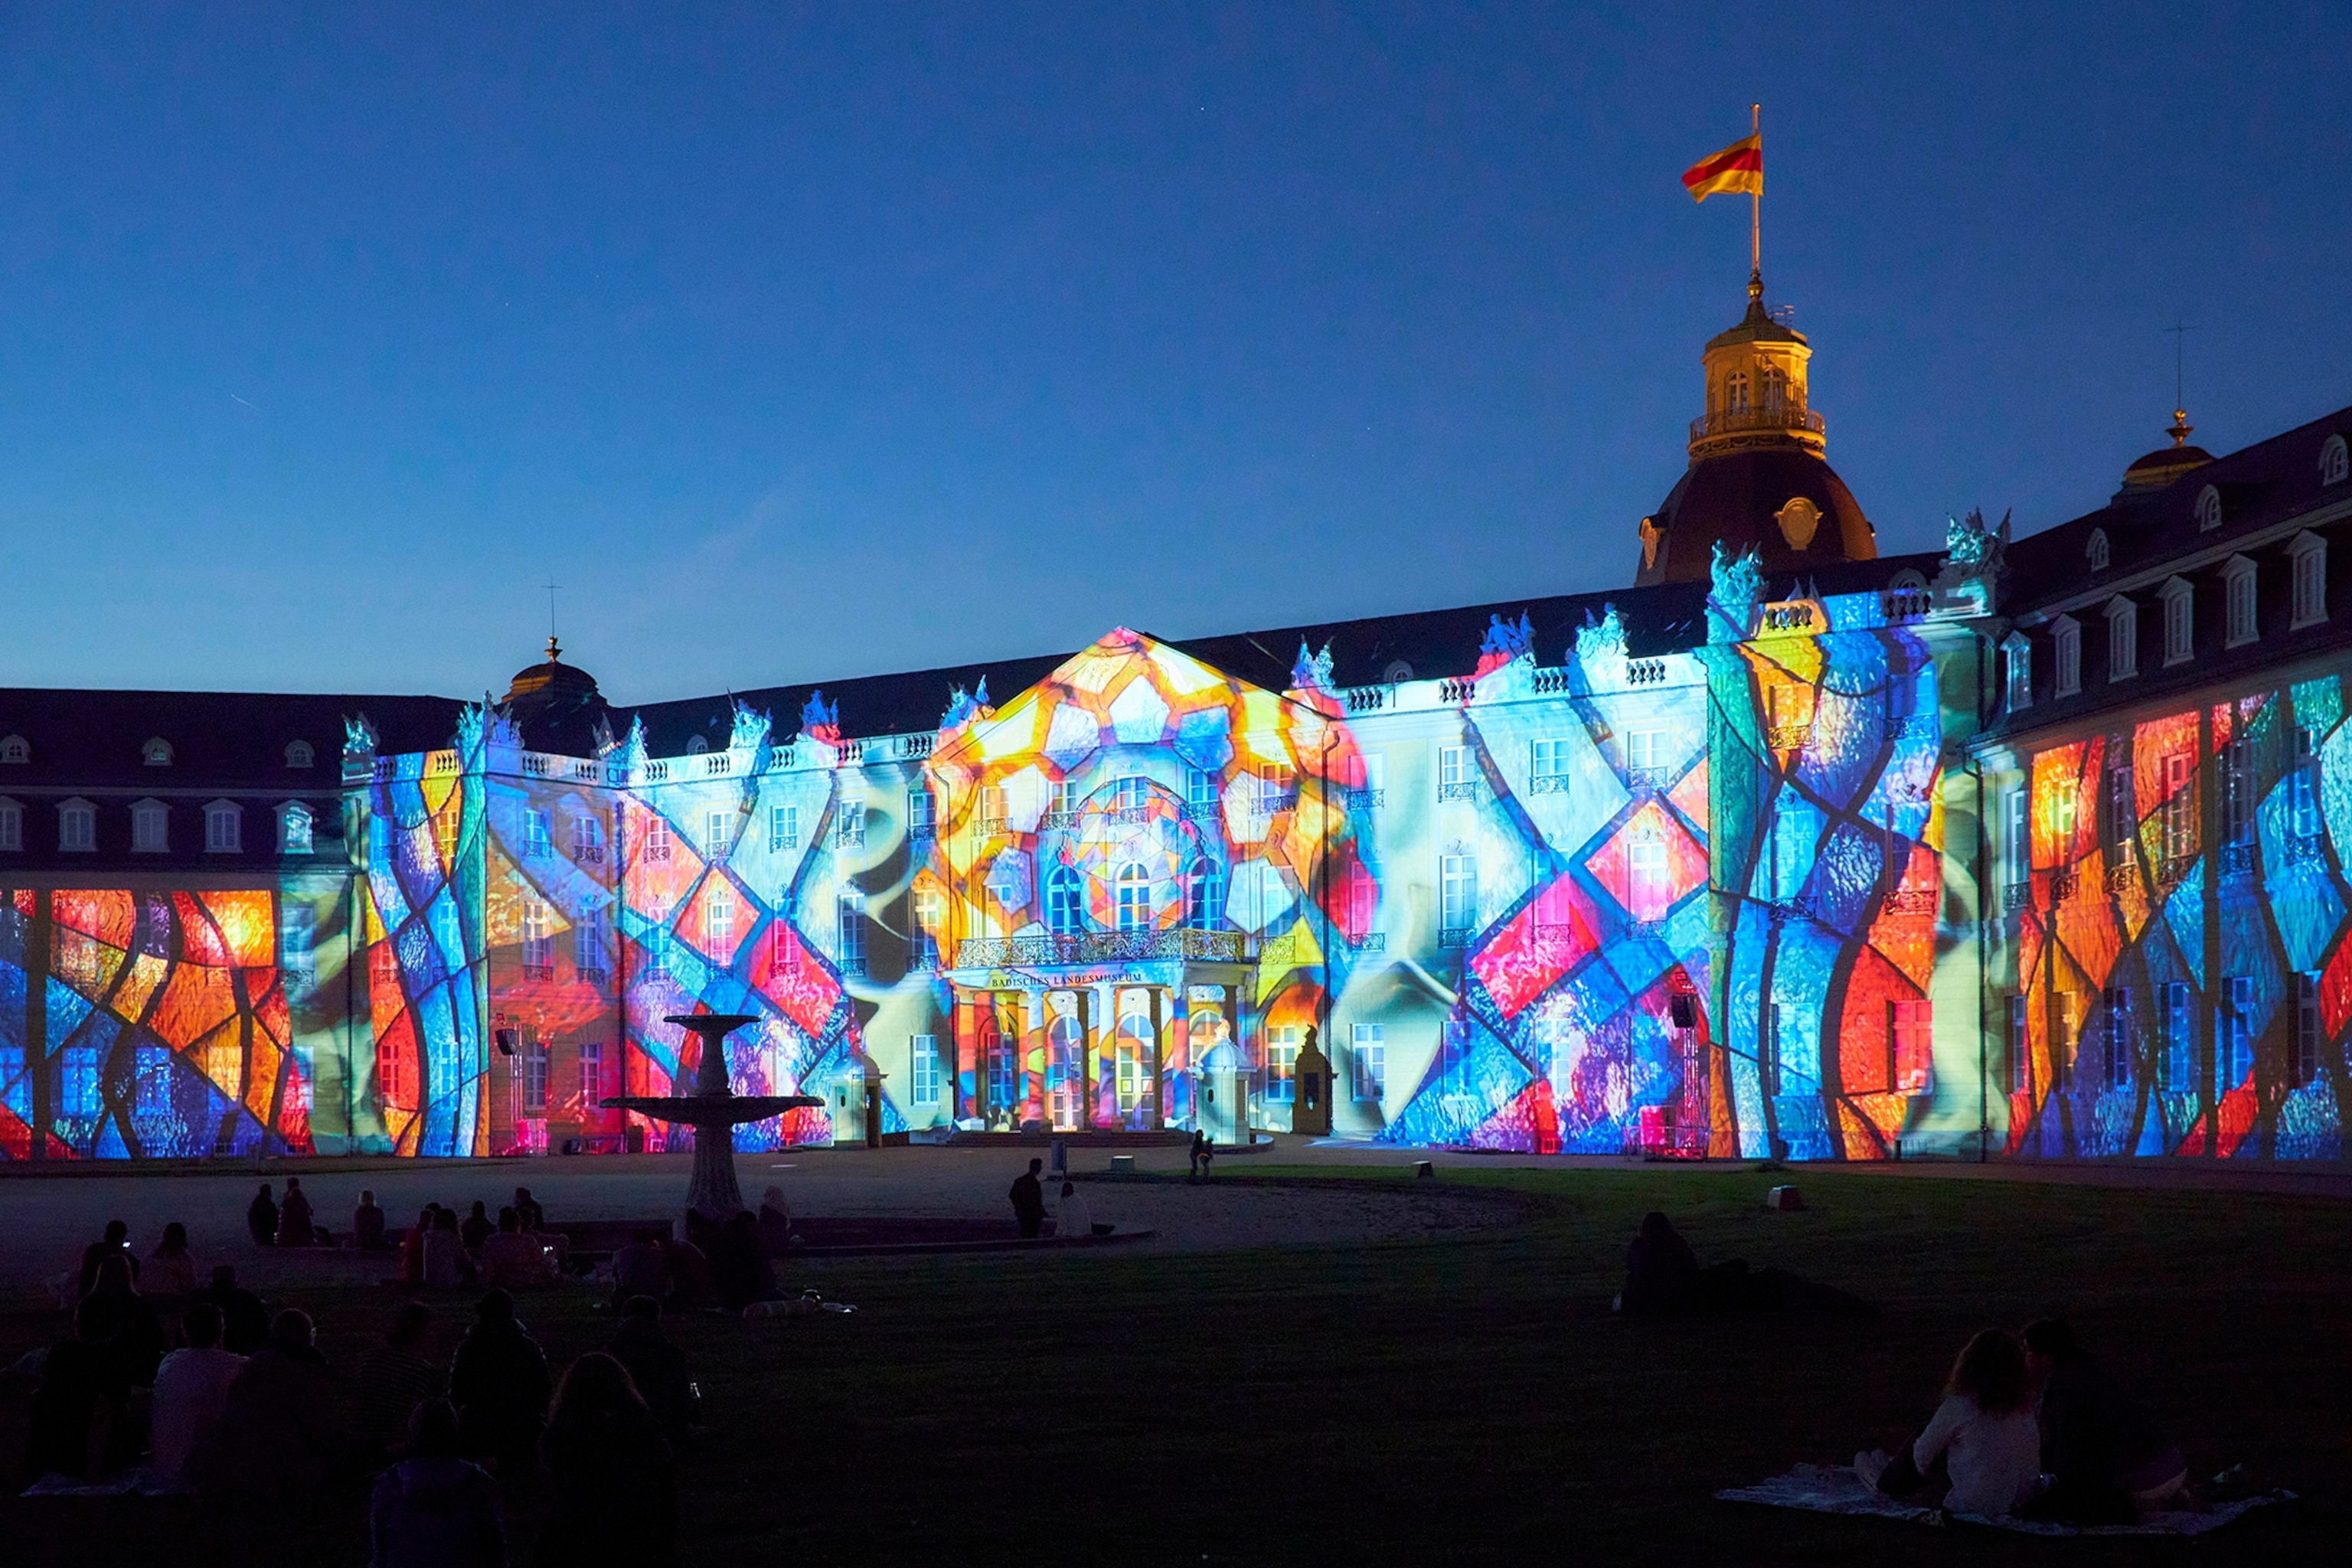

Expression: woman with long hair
xmin=537 ymin=1352 xmax=675 ymax=1564
xmin=146 ymin=1221 xmax=198 ymax=1300
xmin=1863 ymin=1328 xmax=2042 ymax=1517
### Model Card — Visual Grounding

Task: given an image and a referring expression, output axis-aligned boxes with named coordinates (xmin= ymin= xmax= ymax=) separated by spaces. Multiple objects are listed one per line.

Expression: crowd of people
xmin=20 ymin=1209 xmax=697 ymax=1564
xmin=1619 ymin=1210 xmax=2190 ymax=1524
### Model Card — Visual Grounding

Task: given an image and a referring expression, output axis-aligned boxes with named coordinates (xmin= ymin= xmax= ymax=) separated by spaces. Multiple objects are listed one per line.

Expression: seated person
xmin=757 ymin=1186 xmax=792 ymax=1256
xmin=1054 ymin=1180 xmax=1095 ymax=1238
xmin=190 ymin=1265 xmax=271 ymax=1355
xmin=478 ymin=1210 xmax=554 ymax=1290
xmin=2023 ymin=1319 xmax=2189 ymax=1518
xmin=709 ymin=1210 xmax=779 ymax=1310
xmin=369 ymin=1400 xmax=505 ymax=1568
xmin=78 ymin=1219 xmax=141 ymax=1298
xmin=1860 ymin=1328 xmax=2041 ymax=1517
xmin=1615 ymin=1212 xmax=1877 ymax=1318
xmin=611 ymin=1230 xmax=672 ymax=1308
xmin=511 ymin=1187 xmax=544 ymax=1233
xmin=204 ymin=1310 xmax=341 ymax=1494
xmin=459 ymin=1201 xmax=495 ymax=1255
xmin=82 ymin=1254 xmax=169 ymax=1387
xmin=148 ymin=1302 xmax=245 ymax=1487
xmin=355 ymin=1302 xmax=446 ymax=1459
xmin=657 ymin=1233 xmax=715 ymax=1310
xmin=424 ymin=1209 xmax=473 ymax=1292
xmin=24 ymin=1299 xmax=135 ymax=1481
xmin=400 ymin=1207 xmax=438 ymax=1285
xmin=353 ymin=1190 xmax=392 ymax=1251
xmin=1618 ymin=1211 xmax=1700 ymax=1315
xmin=449 ymin=1289 xmax=551 ymax=1473
xmin=146 ymin=1221 xmax=199 ymax=1300
xmin=606 ymin=1295 xmax=697 ymax=1435
xmin=276 ymin=1177 xmax=318 ymax=1247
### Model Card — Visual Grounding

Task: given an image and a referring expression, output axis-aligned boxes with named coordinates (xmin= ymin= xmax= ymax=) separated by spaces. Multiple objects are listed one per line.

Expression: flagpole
xmin=1749 ymin=102 xmax=1762 ymax=285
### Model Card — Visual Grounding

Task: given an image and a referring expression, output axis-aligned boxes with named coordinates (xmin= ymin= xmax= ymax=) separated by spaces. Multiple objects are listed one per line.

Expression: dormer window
xmin=685 ymin=735 xmax=710 ymax=756
xmin=2161 ymin=576 xmax=2195 ymax=665
xmin=279 ymin=802 xmax=314 ymax=856
xmin=2195 ymin=485 xmax=2224 ymax=532
xmin=2292 ymin=530 xmax=2328 ymax=629
xmin=2086 ymin=529 xmax=2109 ymax=571
xmin=2053 ymin=616 xmax=2082 ymax=697
xmin=285 ymin=740 xmax=315 ymax=769
xmin=2003 ymin=633 xmax=2033 ymax=714
xmin=204 ymin=800 xmax=243 ymax=854
xmin=2223 ymin=555 xmax=2258 ymax=648
xmin=2106 ymin=597 xmax=2138 ymax=681
xmin=1383 ymin=661 xmax=1413 ymax=684
xmin=132 ymin=799 xmax=169 ymax=854
xmin=0 ymin=735 xmax=26 ymax=765
xmin=142 ymin=737 xmax=174 ymax=767
xmin=2323 ymin=433 xmax=2349 ymax=486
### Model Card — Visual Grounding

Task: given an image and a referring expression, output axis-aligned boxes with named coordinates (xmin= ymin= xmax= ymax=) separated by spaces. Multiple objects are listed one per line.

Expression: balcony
xmin=1343 ymin=786 xmax=1385 ymax=812
xmin=2285 ymin=834 xmax=2328 ymax=868
xmin=2049 ymin=867 xmax=2079 ymax=902
xmin=577 ymin=965 xmax=608 ymax=986
xmin=2001 ymin=884 xmax=2030 ymax=913
xmin=1688 ymin=403 xmax=1826 ymax=448
xmin=2219 ymin=841 xmax=2256 ymax=878
xmin=1436 ymin=781 xmax=1479 ymax=803
xmin=1883 ymin=887 xmax=1936 ymax=916
xmin=1350 ymin=931 xmax=1387 ymax=953
xmin=1438 ymin=924 xmax=1476 ymax=949
xmin=835 ymin=822 xmax=867 ymax=850
xmin=2105 ymin=861 xmax=2138 ymax=896
xmin=521 ymin=962 xmax=554 ymax=982
xmin=1767 ymin=723 xmax=1812 ymax=752
xmin=1528 ymin=773 xmax=1572 ymax=796
xmin=953 ymin=929 xmax=1246 ymax=968
xmin=1626 ymin=766 xmax=1671 ymax=793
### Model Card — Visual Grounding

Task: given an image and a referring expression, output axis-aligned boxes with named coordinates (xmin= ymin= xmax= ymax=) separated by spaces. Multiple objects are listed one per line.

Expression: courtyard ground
xmin=0 ymin=1150 xmax=2345 ymax=1564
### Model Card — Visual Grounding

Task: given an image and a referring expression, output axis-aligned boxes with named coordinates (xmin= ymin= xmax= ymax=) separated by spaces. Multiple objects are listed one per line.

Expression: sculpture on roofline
xmin=1575 ymin=603 xmax=1628 ymax=672
xmin=1291 ymin=640 xmax=1336 ymax=694
xmin=799 ymin=690 xmax=841 ymax=746
xmin=1709 ymin=541 xmax=1766 ymax=642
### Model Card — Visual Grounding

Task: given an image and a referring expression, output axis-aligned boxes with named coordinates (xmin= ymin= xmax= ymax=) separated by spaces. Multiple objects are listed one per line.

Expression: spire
xmin=2167 ymin=408 xmax=2194 ymax=449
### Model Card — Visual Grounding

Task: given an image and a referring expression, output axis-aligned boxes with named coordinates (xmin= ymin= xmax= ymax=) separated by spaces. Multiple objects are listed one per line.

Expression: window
xmin=2003 ymin=634 xmax=2032 ymax=713
xmin=2086 ymin=528 xmax=2109 ymax=571
xmin=2324 ymin=434 xmax=2350 ymax=486
xmin=1344 ymin=860 xmax=1377 ymax=936
xmin=523 ymin=1034 xmax=550 ymax=1112
xmin=907 ymin=786 xmax=935 ymax=836
xmin=704 ymin=809 xmax=732 ymax=863
xmin=1773 ymin=799 xmax=1818 ymax=902
xmin=2107 ymin=762 xmax=2137 ymax=859
xmin=2293 ymin=973 xmax=2321 ymax=1090
xmin=769 ymin=803 xmax=799 ymax=852
xmin=133 ymin=1042 xmax=172 ymax=1122
xmin=2052 ymin=991 xmax=2077 ymax=1089
xmin=284 ymin=740 xmax=314 ymax=769
xmin=132 ymin=799 xmax=168 ymax=854
xmin=1113 ymin=776 xmax=1152 ymax=813
xmin=2161 ymin=753 xmax=2196 ymax=861
xmin=2052 ymin=617 xmax=2080 ymax=697
xmin=2195 ymin=484 xmax=2224 ymax=532
xmin=522 ymin=897 xmax=554 ymax=976
xmin=2161 ymin=983 xmax=2195 ymax=1091
xmin=911 ymin=1035 xmax=942 ymax=1106
xmin=142 ymin=737 xmax=173 ymax=767
xmin=1351 ymin=1023 xmax=1385 ymax=1102
xmin=1266 ymin=1024 xmax=1298 ymax=1103
xmin=579 ymin=1040 xmax=606 ymax=1105
xmin=1628 ymin=833 xmax=1668 ymax=923
xmin=1185 ymin=858 xmax=1224 ymax=930
xmin=1185 ymin=766 xmax=1219 ymax=808
xmin=1627 ymin=729 xmax=1664 ymax=776
xmin=2222 ymin=976 xmax=2254 ymax=1089
xmin=2106 ymin=598 xmax=2138 ymax=680
xmin=1531 ymin=737 xmax=1573 ymax=789
xmin=644 ymin=925 xmax=671 ymax=982
xmin=2007 ymin=995 xmax=2030 ymax=1093
xmin=59 ymin=800 xmax=95 ymax=851
xmin=2290 ymin=727 xmax=2322 ymax=840
xmin=836 ymin=795 xmax=865 ymax=848
xmin=283 ymin=905 xmax=317 ymax=990
xmin=1439 ymin=853 xmax=1478 ymax=941
xmin=705 ymin=880 xmax=736 ymax=952
xmin=911 ymin=887 xmax=944 ymax=966
xmin=60 ymin=1044 xmax=100 ymax=1120
xmin=1114 ymin=861 xmax=1152 ymax=933
xmin=1891 ymin=998 xmax=1932 ymax=1093
xmin=0 ymin=734 xmax=26 ymax=764
xmin=524 ymin=808 xmax=553 ymax=858
xmin=1047 ymin=861 xmax=1084 ymax=934
xmin=204 ymin=802 xmax=241 ymax=854
xmin=0 ymin=797 xmax=20 ymax=851
xmin=2161 ymin=577 xmax=2194 ymax=665
xmin=571 ymin=814 xmax=605 ymax=863
xmin=2220 ymin=737 xmax=2256 ymax=848
xmin=2292 ymin=531 xmax=2328 ymax=629
xmin=1438 ymin=744 xmax=1475 ymax=799
xmin=1723 ymin=370 xmax=1749 ymax=414
xmin=575 ymin=903 xmax=605 ymax=975
xmin=2223 ymin=556 xmax=2257 ymax=648
xmin=644 ymin=816 xmax=673 ymax=864
xmin=1762 ymin=1003 xmax=1786 ymax=1096
xmin=837 ymin=893 xmax=867 ymax=974
xmin=2102 ymin=986 xmax=2133 ymax=1090
xmin=2002 ymin=787 xmax=2028 ymax=893
xmin=279 ymin=802 xmax=313 ymax=855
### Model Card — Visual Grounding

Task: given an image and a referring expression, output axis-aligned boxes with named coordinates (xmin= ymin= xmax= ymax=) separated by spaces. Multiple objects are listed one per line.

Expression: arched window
xmin=0 ymin=734 xmax=27 ymax=764
xmin=1724 ymin=372 xmax=1750 ymax=415
xmin=2086 ymin=528 xmax=2109 ymax=571
xmin=1046 ymin=862 xmax=1084 ymax=934
xmin=2195 ymin=485 xmax=2224 ymax=532
xmin=685 ymin=735 xmax=710 ymax=756
xmin=2321 ymin=434 xmax=2348 ymax=486
xmin=1185 ymin=858 xmax=1225 ymax=930
xmin=284 ymin=740 xmax=315 ymax=769
xmin=1115 ymin=861 xmax=1152 ymax=933
xmin=1761 ymin=366 xmax=1785 ymax=410
xmin=142 ymin=737 xmax=174 ymax=767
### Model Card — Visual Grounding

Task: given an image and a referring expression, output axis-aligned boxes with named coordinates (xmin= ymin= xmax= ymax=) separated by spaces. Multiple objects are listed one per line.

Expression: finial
xmin=545 ymin=635 xmax=563 ymax=663
xmin=2167 ymin=409 xmax=2193 ymax=449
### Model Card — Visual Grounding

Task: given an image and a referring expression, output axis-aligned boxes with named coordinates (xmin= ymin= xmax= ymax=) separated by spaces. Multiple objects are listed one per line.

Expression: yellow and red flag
xmin=1681 ymin=133 xmax=1762 ymax=202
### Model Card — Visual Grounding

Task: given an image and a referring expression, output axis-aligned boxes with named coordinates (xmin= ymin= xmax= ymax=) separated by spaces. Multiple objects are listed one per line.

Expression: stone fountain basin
xmin=600 ymin=1095 xmax=822 ymax=1122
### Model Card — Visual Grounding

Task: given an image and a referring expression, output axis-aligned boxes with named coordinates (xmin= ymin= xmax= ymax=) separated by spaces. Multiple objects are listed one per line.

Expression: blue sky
xmin=1 ymin=3 xmax=2347 ymax=704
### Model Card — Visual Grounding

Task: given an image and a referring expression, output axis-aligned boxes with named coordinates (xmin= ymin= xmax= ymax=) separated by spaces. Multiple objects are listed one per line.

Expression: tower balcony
xmin=1688 ymin=403 xmax=1825 ymax=459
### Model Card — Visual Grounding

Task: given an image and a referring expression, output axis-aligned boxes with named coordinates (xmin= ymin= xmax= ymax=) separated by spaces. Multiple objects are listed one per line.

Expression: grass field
xmin=2 ymin=1164 xmax=2344 ymax=1565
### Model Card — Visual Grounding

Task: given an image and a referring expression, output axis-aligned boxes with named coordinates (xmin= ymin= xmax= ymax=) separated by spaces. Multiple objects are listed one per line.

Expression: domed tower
xmin=1632 ymin=273 xmax=1879 ymax=586
xmin=501 ymin=636 xmax=612 ymax=757
xmin=2112 ymin=407 xmax=2213 ymax=500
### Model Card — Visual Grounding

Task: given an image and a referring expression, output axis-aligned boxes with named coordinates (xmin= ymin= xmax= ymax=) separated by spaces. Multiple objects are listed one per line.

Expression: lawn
xmin=2 ymin=1163 xmax=2344 ymax=1565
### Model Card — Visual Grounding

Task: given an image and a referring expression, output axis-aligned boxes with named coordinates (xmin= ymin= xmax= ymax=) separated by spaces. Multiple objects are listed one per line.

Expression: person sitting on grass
xmin=369 ymin=1398 xmax=506 ymax=1568
xmin=2019 ymin=1318 xmax=2190 ymax=1521
xmin=449 ymin=1289 xmax=551 ymax=1478
xmin=148 ymin=1302 xmax=244 ymax=1488
xmin=248 ymin=1183 xmax=279 ymax=1247
xmin=1858 ymin=1328 xmax=2042 ymax=1518
xmin=82 ymin=1253 xmax=169 ymax=1387
xmin=1613 ymin=1211 xmax=1877 ymax=1318
xmin=710 ymin=1210 xmax=779 ymax=1311
xmin=146 ymin=1221 xmax=199 ymax=1300
xmin=1055 ymin=1180 xmax=1094 ymax=1239
xmin=354 ymin=1190 xmax=392 ymax=1252
xmin=655 ymin=1231 xmax=715 ymax=1312
xmin=605 ymin=1295 xmax=697 ymax=1439
xmin=479 ymin=1209 xmax=553 ymax=1291
xmin=511 ymin=1187 xmax=544 ymax=1233
xmin=277 ymin=1177 xmax=318 ymax=1247
xmin=401 ymin=1207 xmax=438 ymax=1284
xmin=78 ymin=1219 xmax=141 ymax=1298
xmin=537 ymin=1353 xmax=676 ymax=1565
xmin=207 ymin=1309 xmax=341 ymax=1495
xmin=459 ymin=1201 xmax=495 ymax=1256
xmin=191 ymin=1264 xmax=271 ymax=1354
xmin=24 ymin=1298 xmax=135 ymax=1482
xmin=757 ymin=1186 xmax=792 ymax=1256
xmin=611 ymin=1230 xmax=672 ymax=1308
xmin=425 ymin=1207 xmax=473 ymax=1292
xmin=354 ymin=1302 xmax=446 ymax=1461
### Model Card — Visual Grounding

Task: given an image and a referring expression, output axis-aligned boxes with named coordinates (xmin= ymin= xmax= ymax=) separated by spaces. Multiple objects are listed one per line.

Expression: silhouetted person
xmin=479 ymin=1210 xmax=551 ymax=1291
xmin=1188 ymin=1129 xmax=1212 ymax=1179
xmin=208 ymin=1309 xmax=339 ymax=1495
xmin=81 ymin=1253 xmax=168 ymax=1387
xmin=611 ymin=1230 xmax=671 ymax=1308
xmin=449 ymin=1289 xmax=551 ymax=1475
xmin=147 ymin=1220 xmax=198 ymax=1299
xmin=354 ymin=1189 xmax=391 ymax=1251
xmin=356 ymin=1302 xmax=446 ymax=1459
xmin=511 ymin=1187 xmax=544 ymax=1232
xmin=1619 ymin=1211 xmax=1702 ymax=1315
xmin=606 ymin=1296 xmax=695 ymax=1437
xmin=248 ymin=1183 xmax=280 ymax=1246
xmin=1864 ymin=1328 xmax=2041 ymax=1517
xmin=709 ymin=1210 xmax=778 ymax=1310
xmin=149 ymin=1302 xmax=243 ymax=1488
xmin=1010 ymin=1158 xmax=1047 ymax=1238
xmin=756 ymin=1185 xmax=792 ymax=1256
xmin=426 ymin=1207 xmax=472 ymax=1291
xmin=460 ymin=1201 xmax=495 ymax=1255
xmin=369 ymin=1399 xmax=506 ymax=1568
xmin=402 ymin=1207 xmax=437 ymax=1284
xmin=24 ymin=1299 xmax=133 ymax=1481
xmin=655 ymin=1233 xmax=714 ymax=1310
xmin=1614 ymin=1212 xmax=1875 ymax=1318
xmin=191 ymin=1264 xmax=270 ymax=1354
xmin=537 ymin=1352 xmax=676 ymax=1566
xmin=2021 ymin=1318 xmax=2189 ymax=1520
xmin=78 ymin=1218 xmax=140 ymax=1298
xmin=277 ymin=1176 xmax=318 ymax=1246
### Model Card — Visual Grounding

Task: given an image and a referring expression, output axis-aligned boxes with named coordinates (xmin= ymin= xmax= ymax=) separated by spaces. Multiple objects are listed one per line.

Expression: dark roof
xmin=0 ymin=689 xmax=466 ymax=790
xmin=502 ymin=642 xmax=614 ymax=759
xmin=1634 ymin=446 xmax=1878 ymax=586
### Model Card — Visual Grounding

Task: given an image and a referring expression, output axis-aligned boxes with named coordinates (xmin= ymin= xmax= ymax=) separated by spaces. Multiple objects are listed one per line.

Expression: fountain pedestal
xmin=602 ymin=1012 xmax=821 ymax=1219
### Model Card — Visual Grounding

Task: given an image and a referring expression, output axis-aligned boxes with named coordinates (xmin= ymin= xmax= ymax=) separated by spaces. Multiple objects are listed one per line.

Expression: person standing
xmin=605 ymin=1297 xmax=696 ymax=1439
xmin=148 ymin=1302 xmax=244 ymax=1488
xmin=247 ymin=1183 xmax=279 ymax=1246
xmin=1008 ymin=1158 xmax=1047 ymax=1239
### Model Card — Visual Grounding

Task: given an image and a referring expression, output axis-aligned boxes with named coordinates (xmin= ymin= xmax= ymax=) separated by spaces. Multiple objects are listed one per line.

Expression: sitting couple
xmin=1858 ymin=1320 xmax=2189 ymax=1521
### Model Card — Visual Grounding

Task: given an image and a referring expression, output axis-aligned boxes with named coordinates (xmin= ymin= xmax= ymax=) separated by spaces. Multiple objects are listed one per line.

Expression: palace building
xmin=3 ymin=273 xmax=2349 ymax=1163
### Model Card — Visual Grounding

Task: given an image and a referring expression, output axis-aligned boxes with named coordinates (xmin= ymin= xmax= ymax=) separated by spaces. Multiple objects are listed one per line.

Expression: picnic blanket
xmin=21 ymin=1466 xmax=191 ymax=1498
xmin=1717 ymin=1462 xmax=2293 ymax=1537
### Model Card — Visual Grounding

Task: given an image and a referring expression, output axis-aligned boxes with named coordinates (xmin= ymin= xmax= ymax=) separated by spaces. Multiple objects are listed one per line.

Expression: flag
xmin=1682 ymin=134 xmax=1762 ymax=202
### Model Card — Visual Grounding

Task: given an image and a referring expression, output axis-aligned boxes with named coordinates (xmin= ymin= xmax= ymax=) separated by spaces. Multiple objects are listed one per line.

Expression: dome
xmin=501 ymin=638 xmax=612 ymax=756
xmin=1634 ymin=447 xmax=1877 ymax=586
xmin=2117 ymin=411 xmax=2213 ymax=495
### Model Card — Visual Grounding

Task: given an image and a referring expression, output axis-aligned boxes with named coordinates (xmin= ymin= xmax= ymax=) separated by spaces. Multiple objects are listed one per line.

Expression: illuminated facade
xmin=5 ymin=288 xmax=2350 ymax=1161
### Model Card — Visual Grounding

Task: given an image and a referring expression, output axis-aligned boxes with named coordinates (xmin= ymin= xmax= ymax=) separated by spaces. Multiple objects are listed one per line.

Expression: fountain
xmin=602 ymin=1013 xmax=822 ymax=1219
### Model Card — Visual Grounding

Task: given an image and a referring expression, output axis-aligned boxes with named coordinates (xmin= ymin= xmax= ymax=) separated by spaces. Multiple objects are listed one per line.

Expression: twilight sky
xmin=2 ymin=3 xmax=2347 ymax=706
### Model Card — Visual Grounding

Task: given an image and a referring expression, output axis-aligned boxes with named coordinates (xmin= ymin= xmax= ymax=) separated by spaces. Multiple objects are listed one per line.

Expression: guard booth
xmin=1290 ymin=1025 xmax=1333 ymax=1136
xmin=829 ymin=1057 xmax=885 ymax=1148
xmin=1196 ymin=1038 xmax=1246 ymax=1146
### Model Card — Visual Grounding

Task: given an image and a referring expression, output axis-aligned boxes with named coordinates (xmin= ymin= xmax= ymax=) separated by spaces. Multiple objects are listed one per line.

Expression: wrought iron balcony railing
xmin=1688 ymin=405 xmax=1826 ymax=444
xmin=1528 ymin=773 xmax=1572 ymax=795
xmin=954 ymin=929 xmax=1246 ymax=968
xmin=1436 ymin=781 xmax=1479 ymax=802
xmin=2219 ymin=841 xmax=2256 ymax=878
